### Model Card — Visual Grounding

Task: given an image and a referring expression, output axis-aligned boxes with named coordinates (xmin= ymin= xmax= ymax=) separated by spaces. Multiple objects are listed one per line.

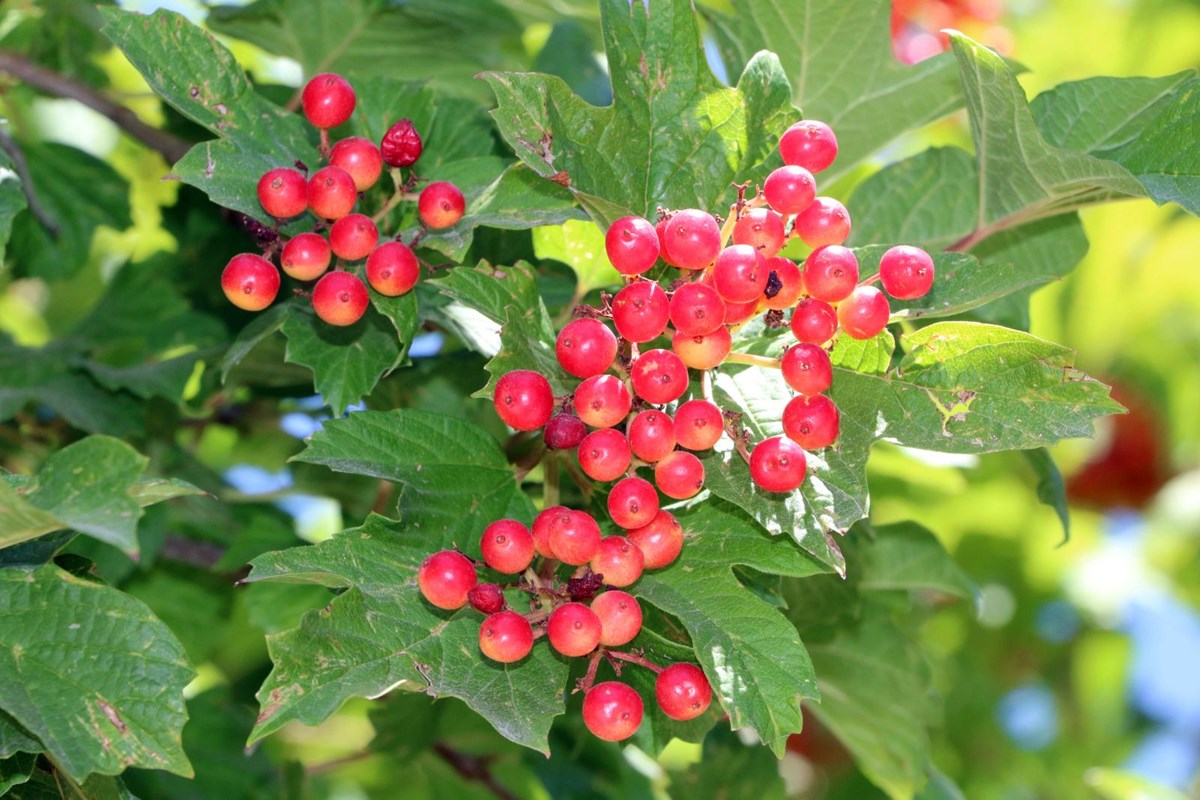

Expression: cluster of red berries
xmin=417 ymin=510 xmax=711 ymax=742
xmin=220 ymin=72 xmax=466 ymax=326
xmin=891 ymin=0 xmax=1012 ymax=64
xmin=493 ymin=118 xmax=935 ymax=496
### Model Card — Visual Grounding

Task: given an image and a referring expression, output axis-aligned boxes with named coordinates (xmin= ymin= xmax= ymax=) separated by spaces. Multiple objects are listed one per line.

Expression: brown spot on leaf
xmin=549 ymin=171 xmax=571 ymax=187
xmin=98 ymin=699 xmax=127 ymax=734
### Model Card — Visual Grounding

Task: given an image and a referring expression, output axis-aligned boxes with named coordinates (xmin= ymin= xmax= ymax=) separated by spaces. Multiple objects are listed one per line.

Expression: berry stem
xmin=372 ymin=167 xmax=421 ymax=224
xmin=575 ymin=650 xmax=603 ymax=694
xmin=318 ymin=128 xmax=331 ymax=160
xmin=604 ymin=648 xmax=663 ymax=674
xmin=724 ymin=351 xmax=781 ymax=369
xmin=859 ymin=273 xmax=882 ymax=287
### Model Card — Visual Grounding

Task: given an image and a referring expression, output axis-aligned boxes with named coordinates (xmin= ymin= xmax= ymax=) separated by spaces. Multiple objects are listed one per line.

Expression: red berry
xmin=365 ymin=240 xmax=419 ymax=296
xmin=628 ymin=410 xmax=676 ymax=463
xmin=307 ymin=166 xmax=358 ymax=220
xmin=479 ymin=610 xmax=533 ymax=663
xmin=468 ymin=583 xmax=506 ymax=615
xmin=803 ymin=245 xmax=859 ymax=302
xmin=556 ymin=318 xmax=618 ymax=379
xmin=578 ymin=428 xmax=633 ymax=482
xmin=763 ymin=257 xmax=803 ymax=310
xmin=655 ymin=663 xmax=713 ymax=721
xmin=672 ymin=327 xmax=731 ymax=370
xmin=732 ymin=209 xmax=786 ymax=258
xmin=713 ymin=244 xmax=769 ymax=304
xmin=723 ymin=297 xmax=760 ymax=325
xmin=583 ymin=682 xmax=643 ymax=741
xmin=791 ymin=298 xmax=838 ymax=344
xmin=329 ymin=136 xmax=383 ymax=191
xmin=606 ymin=216 xmax=660 ymax=275
xmin=837 ymin=286 xmax=891 ymax=339
xmin=654 ymin=451 xmax=705 ymax=500
xmin=590 ymin=536 xmax=645 ymax=588
xmin=312 ymin=271 xmax=369 ymax=326
xmin=544 ymin=413 xmax=587 ymax=450
xmin=221 ymin=253 xmax=280 ymax=311
xmin=655 ymin=217 xmax=680 ymax=267
xmin=630 ymin=348 xmax=688 ymax=405
xmin=794 ymin=197 xmax=851 ymax=248
xmin=547 ymin=602 xmax=603 ymax=657
xmin=781 ymin=343 xmax=833 ymax=396
xmin=592 ymin=590 xmax=643 ymax=646
xmin=750 ymin=436 xmax=807 ymax=493
xmin=783 ymin=395 xmax=840 ymax=450
xmin=532 ymin=506 xmax=568 ymax=559
xmin=762 ymin=165 xmax=817 ymax=215
xmin=661 ymin=209 xmax=721 ymax=270
xmin=418 ymin=181 xmax=465 ymax=229
xmin=547 ymin=510 xmax=602 ymax=566
xmin=612 ymin=280 xmax=670 ymax=343
xmin=493 ymin=370 xmax=554 ymax=431
xmin=573 ymin=375 xmax=632 ymax=429
xmin=301 ymin=73 xmax=356 ymax=129
xmin=607 ymin=477 xmax=660 ymax=530
xmin=879 ymin=245 xmax=935 ymax=299
xmin=281 ymin=233 xmax=332 ymax=281
xmin=480 ymin=519 xmax=535 ymax=574
xmin=626 ymin=510 xmax=684 ymax=568
xmin=670 ymin=283 xmax=726 ymax=336
xmin=779 ymin=120 xmax=838 ymax=173
xmin=257 ymin=168 xmax=307 ymax=219
xmin=417 ymin=550 xmax=477 ymax=610
xmin=329 ymin=213 xmax=379 ymax=261
xmin=673 ymin=400 xmax=723 ymax=451
xmin=380 ymin=118 xmax=423 ymax=168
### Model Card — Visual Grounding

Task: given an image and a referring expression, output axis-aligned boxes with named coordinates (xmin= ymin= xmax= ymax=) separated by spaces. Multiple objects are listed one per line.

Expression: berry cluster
xmin=220 ymin=72 xmax=466 ymax=326
xmin=891 ymin=0 xmax=1012 ymax=64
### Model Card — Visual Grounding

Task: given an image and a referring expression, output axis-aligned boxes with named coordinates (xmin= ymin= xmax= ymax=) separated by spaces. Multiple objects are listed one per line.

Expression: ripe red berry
xmin=612 ymin=280 xmax=670 ymax=343
xmin=630 ymin=348 xmax=688 ymax=405
xmin=606 ymin=216 xmax=660 ymax=275
xmin=628 ymin=410 xmax=676 ymax=463
xmin=547 ymin=509 xmax=602 ymax=565
xmin=793 ymin=197 xmax=851 ymax=248
xmin=329 ymin=136 xmax=383 ymax=191
xmin=790 ymin=298 xmax=838 ymax=344
xmin=479 ymin=610 xmax=533 ymax=663
xmin=590 ymin=536 xmax=645 ymax=588
xmin=655 ymin=663 xmax=713 ymax=721
xmin=803 ymin=245 xmax=860 ymax=302
xmin=301 ymin=72 xmax=356 ymax=129
xmin=556 ymin=318 xmax=619 ymax=379
xmin=713 ymin=244 xmax=770 ymax=304
xmin=257 ymin=168 xmax=307 ymax=219
xmin=592 ymin=590 xmax=643 ymax=646
xmin=779 ymin=120 xmax=838 ymax=173
xmin=578 ymin=428 xmax=633 ymax=482
xmin=670 ymin=283 xmax=726 ymax=336
xmin=307 ymin=166 xmax=358 ymax=220
xmin=281 ymin=233 xmax=332 ymax=281
xmin=493 ymin=370 xmax=554 ymax=431
xmin=329 ymin=213 xmax=379 ymax=261
xmin=660 ymin=209 xmax=721 ymax=270
xmin=532 ymin=506 xmax=568 ymax=559
xmin=607 ymin=477 xmax=660 ymax=530
xmin=837 ymin=286 xmax=891 ymax=340
xmin=312 ymin=270 xmax=369 ymax=326
xmin=732 ymin=209 xmax=786 ymax=257
xmin=723 ymin=297 xmax=760 ymax=325
xmin=573 ymin=374 xmax=632 ymax=429
xmin=418 ymin=181 xmax=465 ymax=229
xmin=221 ymin=253 xmax=280 ymax=311
xmin=654 ymin=450 xmax=705 ymax=500
xmin=626 ymin=510 xmax=684 ymax=568
xmin=365 ymin=240 xmax=420 ymax=296
xmin=544 ymin=413 xmax=587 ymax=450
xmin=380 ymin=118 xmax=423 ymax=168
xmin=762 ymin=165 xmax=817 ymax=215
xmin=547 ymin=602 xmax=603 ymax=657
xmin=672 ymin=327 xmax=732 ymax=370
xmin=417 ymin=550 xmax=477 ymax=610
xmin=655 ymin=216 xmax=680 ymax=267
xmin=583 ymin=682 xmax=643 ymax=741
xmin=749 ymin=436 xmax=807 ymax=493
xmin=480 ymin=519 xmax=535 ymax=574
xmin=468 ymin=583 xmax=506 ymax=615
xmin=781 ymin=343 xmax=833 ymax=396
xmin=879 ymin=245 xmax=935 ymax=299
xmin=763 ymin=257 xmax=803 ymax=310
xmin=673 ymin=400 xmax=724 ymax=451
xmin=783 ymin=394 xmax=840 ymax=450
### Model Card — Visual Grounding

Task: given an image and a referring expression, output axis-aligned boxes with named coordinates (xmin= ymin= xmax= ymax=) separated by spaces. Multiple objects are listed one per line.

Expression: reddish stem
xmin=605 ymin=648 xmax=664 ymax=675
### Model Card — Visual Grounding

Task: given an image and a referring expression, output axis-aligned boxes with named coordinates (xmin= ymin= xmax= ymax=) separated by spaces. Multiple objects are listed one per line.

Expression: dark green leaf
xmin=857 ymin=522 xmax=975 ymax=601
xmin=218 ymin=303 xmax=289 ymax=383
xmin=0 ymin=750 xmax=35 ymax=794
xmin=667 ymin=726 xmax=787 ymax=800
xmin=0 ymin=152 xmax=28 ymax=263
xmin=1022 ymin=448 xmax=1070 ymax=541
xmin=0 ymin=710 xmax=40 ymax=759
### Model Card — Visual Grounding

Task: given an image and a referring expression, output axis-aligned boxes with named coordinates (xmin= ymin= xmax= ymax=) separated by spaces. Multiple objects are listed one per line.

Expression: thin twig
xmin=0 ymin=124 xmax=59 ymax=234
xmin=432 ymin=743 xmax=519 ymax=800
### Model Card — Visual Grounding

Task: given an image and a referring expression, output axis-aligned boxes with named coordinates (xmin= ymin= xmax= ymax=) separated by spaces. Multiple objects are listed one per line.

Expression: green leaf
xmin=245 ymin=514 xmax=567 ymax=752
xmin=636 ymin=499 xmax=828 ymax=755
xmin=0 ymin=152 xmax=28 ymax=263
xmin=532 ymin=218 xmax=620 ymax=296
xmin=482 ymin=0 xmax=798 ymax=227
xmin=429 ymin=261 xmax=542 ymax=326
xmin=666 ymin=726 xmax=787 ymax=800
xmin=829 ymin=328 xmax=894 ymax=374
xmin=704 ymin=0 xmax=963 ymax=182
xmin=218 ymin=303 xmax=290 ymax=383
xmin=1022 ymin=448 xmax=1070 ymax=541
xmin=0 ymin=751 xmax=35 ymax=794
xmin=474 ymin=302 xmax=575 ymax=400
xmin=6 ymin=769 xmax=138 ymax=800
xmin=0 ymin=564 xmax=194 ymax=781
xmin=0 ymin=710 xmax=40 ymax=759
xmin=857 ymin=522 xmax=975 ymax=601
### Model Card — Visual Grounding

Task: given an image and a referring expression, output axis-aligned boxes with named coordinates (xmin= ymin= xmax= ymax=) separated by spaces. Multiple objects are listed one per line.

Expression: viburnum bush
xmin=0 ymin=0 xmax=1197 ymax=798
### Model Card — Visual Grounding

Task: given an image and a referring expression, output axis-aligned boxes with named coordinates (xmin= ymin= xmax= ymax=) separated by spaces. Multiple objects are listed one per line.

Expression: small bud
xmin=468 ymin=583 xmax=506 ymax=615
xmin=381 ymin=118 xmax=423 ymax=167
